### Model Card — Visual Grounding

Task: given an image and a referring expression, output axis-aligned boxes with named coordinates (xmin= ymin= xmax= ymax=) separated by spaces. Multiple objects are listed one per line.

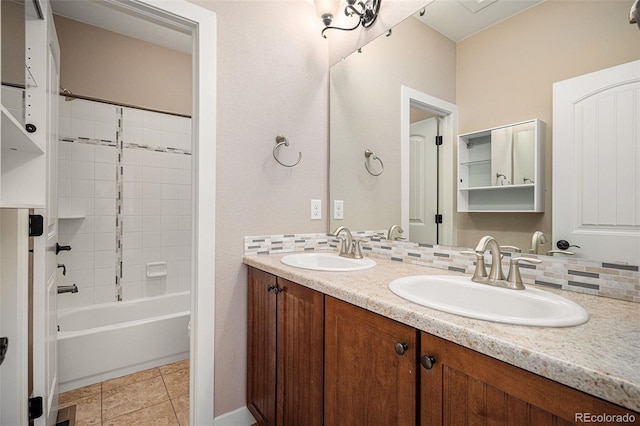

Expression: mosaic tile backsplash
xmin=244 ymin=232 xmax=640 ymax=303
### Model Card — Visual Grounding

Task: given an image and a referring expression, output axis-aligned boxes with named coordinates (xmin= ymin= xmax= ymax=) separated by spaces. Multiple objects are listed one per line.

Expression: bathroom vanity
xmin=244 ymin=254 xmax=640 ymax=425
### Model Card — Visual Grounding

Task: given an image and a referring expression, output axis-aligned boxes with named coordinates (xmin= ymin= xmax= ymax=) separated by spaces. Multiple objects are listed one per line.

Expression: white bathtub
xmin=57 ymin=292 xmax=190 ymax=392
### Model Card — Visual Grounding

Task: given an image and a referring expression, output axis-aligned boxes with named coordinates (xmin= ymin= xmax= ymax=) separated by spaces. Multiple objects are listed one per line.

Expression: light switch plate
xmin=311 ymin=199 xmax=322 ymax=220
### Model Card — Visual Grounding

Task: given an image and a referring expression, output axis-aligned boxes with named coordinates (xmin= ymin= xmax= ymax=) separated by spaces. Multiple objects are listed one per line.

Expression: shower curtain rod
xmin=1 ymin=82 xmax=190 ymax=119
xmin=59 ymin=87 xmax=191 ymax=119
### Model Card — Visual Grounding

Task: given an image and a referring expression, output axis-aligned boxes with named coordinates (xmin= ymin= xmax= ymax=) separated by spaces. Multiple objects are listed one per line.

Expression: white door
xmin=409 ymin=117 xmax=439 ymax=244
xmin=553 ymin=60 xmax=640 ymax=265
xmin=29 ymin=1 xmax=61 ymax=424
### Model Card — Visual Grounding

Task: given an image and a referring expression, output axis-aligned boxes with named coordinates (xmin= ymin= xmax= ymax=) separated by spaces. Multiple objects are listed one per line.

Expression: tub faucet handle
xmin=57 ymin=264 xmax=66 ymax=276
xmin=56 ymin=243 xmax=72 ymax=255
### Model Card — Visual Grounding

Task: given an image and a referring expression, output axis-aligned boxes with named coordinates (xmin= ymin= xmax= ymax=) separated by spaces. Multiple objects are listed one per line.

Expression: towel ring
xmin=273 ymin=135 xmax=302 ymax=167
xmin=364 ymin=149 xmax=384 ymax=176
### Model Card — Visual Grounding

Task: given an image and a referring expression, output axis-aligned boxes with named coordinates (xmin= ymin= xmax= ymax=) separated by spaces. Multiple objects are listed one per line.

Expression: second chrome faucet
xmin=462 ymin=236 xmax=542 ymax=290
xmin=331 ymin=226 xmax=365 ymax=259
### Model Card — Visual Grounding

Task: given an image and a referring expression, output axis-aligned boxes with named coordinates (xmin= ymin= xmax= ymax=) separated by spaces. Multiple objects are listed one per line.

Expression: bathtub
xmin=57 ymin=291 xmax=190 ymax=392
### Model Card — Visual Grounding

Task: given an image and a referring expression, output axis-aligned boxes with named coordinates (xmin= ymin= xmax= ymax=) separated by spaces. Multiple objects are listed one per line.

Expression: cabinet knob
xmin=420 ymin=355 xmax=436 ymax=370
xmin=394 ymin=342 xmax=408 ymax=355
xmin=267 ymin=285 xmax=275 ymax=292
xmin=266 ymin=285 xmax=283 ymax=294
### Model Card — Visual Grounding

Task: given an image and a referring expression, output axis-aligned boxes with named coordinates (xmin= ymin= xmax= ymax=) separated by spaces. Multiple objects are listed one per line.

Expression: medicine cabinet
xmin=458 ymin=119 xmax=545 ymax=212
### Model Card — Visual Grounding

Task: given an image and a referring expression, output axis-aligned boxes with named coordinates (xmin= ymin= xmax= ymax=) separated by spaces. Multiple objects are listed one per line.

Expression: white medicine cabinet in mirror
xmin=458 ymin=119 xmax=544 ymax=213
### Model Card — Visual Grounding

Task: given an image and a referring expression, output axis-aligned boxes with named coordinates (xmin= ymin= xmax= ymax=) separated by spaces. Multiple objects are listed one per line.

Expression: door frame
xmin=400 ymin=86 xmax=457 ymax=246
xmin=103 ymin=1 xmax=217 ymax=423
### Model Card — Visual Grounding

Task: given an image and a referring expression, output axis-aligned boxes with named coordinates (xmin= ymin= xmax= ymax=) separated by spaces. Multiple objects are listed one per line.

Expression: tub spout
xmin=57 ymin=284 xmax=78 ymax=294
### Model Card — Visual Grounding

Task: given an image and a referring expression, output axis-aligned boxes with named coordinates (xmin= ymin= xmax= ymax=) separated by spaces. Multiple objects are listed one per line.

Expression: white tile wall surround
xmin=57 ymin=97 xmax=192 ymax=309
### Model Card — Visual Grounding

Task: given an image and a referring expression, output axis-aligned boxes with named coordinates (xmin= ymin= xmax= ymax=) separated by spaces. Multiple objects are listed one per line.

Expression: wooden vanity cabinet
xmin=247 ymin=267 xmax=637 ymax=425
xmin=420 ymin=332 xmax=637 ymax=425
xmin=247 ymin=267 xmax=324 ymax=426
xmin=324 ymin=296 xmax=418 ymax=425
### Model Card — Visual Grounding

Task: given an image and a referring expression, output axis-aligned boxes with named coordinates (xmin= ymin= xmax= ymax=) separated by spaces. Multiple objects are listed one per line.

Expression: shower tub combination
xmin=57 ymin=291 xmax=190 ymax=392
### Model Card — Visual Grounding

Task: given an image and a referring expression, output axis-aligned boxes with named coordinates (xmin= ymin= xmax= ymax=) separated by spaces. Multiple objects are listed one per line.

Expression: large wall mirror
xmin=329 ymin=0 xmax=640 ymax=263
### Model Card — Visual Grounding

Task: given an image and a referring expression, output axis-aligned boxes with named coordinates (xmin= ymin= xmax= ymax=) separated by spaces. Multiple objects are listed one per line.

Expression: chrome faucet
xmin=529 ymin=231 xmax=548 ymax=254
xmin=331 ymin=226 xmax=365 ymax=259
xmin=462 ymin=236 xmax=542 ymax=290
xmin=387 ymin=224 xmax=405 ymax=241
xmin=475 ymin=236 xmax=505 ymax=282
xmin=57 ymin=284 xmax=78 ymax=294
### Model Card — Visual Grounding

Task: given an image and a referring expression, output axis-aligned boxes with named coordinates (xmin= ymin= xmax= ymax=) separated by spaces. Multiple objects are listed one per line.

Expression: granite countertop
xmin=243 ymin=253 xmax=640 ymax=412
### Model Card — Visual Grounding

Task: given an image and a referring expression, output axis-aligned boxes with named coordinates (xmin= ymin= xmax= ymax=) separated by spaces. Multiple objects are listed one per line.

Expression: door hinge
xmin=435 ymin=135 xmax=443 ymax=146
xmin=29 ymin=214 xmax=44 ymax=237
xmin=28 ymin=396 xmax=43 ymax=421
xmin=435 ymin=214 xmax=443 ymax=224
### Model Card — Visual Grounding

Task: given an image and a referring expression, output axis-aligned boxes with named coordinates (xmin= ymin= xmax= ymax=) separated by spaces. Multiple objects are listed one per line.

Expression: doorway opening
xmin=401 ymin=86 xmax=457 ymax=246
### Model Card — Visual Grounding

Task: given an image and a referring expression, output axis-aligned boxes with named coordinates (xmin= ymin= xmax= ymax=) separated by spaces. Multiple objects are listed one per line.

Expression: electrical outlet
xmin=333 ymin=200 xmax=344 ymax=219
xmin=311 ymin=199 xmax=322 ymax=220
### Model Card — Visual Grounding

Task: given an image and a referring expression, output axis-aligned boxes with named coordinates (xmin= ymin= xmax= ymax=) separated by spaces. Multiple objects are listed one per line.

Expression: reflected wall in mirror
xmin=329 ymin=0 xmax=640 ymax=263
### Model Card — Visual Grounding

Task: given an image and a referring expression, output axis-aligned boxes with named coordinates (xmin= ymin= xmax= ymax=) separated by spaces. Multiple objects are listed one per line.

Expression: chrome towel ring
xmin=273 ymin=135 xmax=302 ymax=167
xmin=364 ymin=149 xmax=384 ymax=176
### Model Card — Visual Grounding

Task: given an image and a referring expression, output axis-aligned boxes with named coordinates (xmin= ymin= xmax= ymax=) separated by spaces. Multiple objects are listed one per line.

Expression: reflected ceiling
xmin=417 ymin=0 xmax=544 ymax=41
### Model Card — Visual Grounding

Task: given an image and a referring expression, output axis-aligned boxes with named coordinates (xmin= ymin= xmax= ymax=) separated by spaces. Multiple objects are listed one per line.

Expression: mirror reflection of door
xmin=409 ymin=105 xmax=442 ymax=245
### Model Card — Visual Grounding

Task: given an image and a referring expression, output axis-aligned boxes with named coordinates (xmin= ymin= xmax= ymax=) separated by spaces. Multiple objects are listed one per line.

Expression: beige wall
xmin=456 ymin=0 xmax=640 ymax=250
xmin=187 ymin=0 xmax=329 ymax=416
xmin=1 ymin=0 xmax=26 ymax=85
xmin=330 ymin=16 xmax=456 ymax=231
xmin=53 ymin=15 xmax=192 ymax=115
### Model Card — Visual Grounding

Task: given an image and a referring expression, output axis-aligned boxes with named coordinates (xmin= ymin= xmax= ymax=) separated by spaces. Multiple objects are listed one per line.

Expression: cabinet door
xmin=325 ymin=297 xmax=417 ymax=426
xmin=247 ymin=268 xmax=277 ymax=425
xmin=420 ymin=332 xmax=637 ymax=425
xmin=276 ymin=278 xmax=324 ymax=426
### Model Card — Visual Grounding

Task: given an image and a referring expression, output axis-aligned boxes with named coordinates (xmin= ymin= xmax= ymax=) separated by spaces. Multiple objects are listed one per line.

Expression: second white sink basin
xmin=281 ymin=252 xmax=376 ymax=272
xmin=389 ymin=275 xmax=589 ymax=327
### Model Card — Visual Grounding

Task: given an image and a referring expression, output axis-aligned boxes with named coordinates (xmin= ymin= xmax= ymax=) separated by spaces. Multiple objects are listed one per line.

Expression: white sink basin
xmin=281 ymin=253 xmax=376 ymax=272
xmin=388 ymin=275 xmax=589 ymax=327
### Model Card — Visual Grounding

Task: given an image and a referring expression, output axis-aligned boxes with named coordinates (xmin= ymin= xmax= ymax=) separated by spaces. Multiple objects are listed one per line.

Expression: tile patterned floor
xmin=59 ymin=359 xmax=189 ymax=426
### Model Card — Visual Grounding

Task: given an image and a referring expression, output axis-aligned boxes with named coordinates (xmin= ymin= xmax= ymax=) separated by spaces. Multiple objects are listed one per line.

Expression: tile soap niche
xmin=458 ymin=119 xmax=545 ymax=212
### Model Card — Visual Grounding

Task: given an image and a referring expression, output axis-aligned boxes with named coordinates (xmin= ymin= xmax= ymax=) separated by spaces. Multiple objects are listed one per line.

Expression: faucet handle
xmin=460 ymin=251 xmax=488 ymax=280
xmin=499 ymin=245 xmax=521 ymax=253
xmin=506 ymin=257 xmax=543 ymax=290
xmin=352 ymin=238 xmax=368 ymax=259
xmin=546 ymin=250 xmax=575 ymax=256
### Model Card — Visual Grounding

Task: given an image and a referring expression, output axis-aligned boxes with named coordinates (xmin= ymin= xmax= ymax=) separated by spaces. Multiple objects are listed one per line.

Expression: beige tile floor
xmin=59 ymin=359 xmax=189 ymax=426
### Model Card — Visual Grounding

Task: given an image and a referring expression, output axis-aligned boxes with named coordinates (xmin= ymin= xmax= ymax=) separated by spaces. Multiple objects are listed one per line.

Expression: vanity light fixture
xmin=315 ymin=0 xmax=382 ymax=38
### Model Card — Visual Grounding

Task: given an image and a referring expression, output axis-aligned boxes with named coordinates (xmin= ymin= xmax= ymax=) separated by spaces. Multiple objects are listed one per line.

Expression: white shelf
xmin=1 ymin=105 xmax=42 ymax=153
xmin=459 ymin=159 xmax=491 ymax=167
xmin=58 ymin=215 xmax=86 ymax=220
xmin=460 ymin=183 xmax=535 ymax=191
xmin=458 ymin=119 xmax=545 ymax=213
xmin=0 ymin=201 xmax=44 ymax=209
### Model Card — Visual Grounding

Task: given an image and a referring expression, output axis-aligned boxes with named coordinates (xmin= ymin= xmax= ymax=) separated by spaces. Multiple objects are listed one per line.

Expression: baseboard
xmin=214 ymin=406 xmax=256 ymax=426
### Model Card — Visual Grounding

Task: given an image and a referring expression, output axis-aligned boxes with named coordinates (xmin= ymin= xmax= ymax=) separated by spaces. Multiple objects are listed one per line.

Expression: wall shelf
xmin=1 ymin=105 xmax=42 ymax=153
xmin=458 ymin=119 xmax=545 ymax=212
xmin=58 ymin=215 xmax=86 ymax=220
